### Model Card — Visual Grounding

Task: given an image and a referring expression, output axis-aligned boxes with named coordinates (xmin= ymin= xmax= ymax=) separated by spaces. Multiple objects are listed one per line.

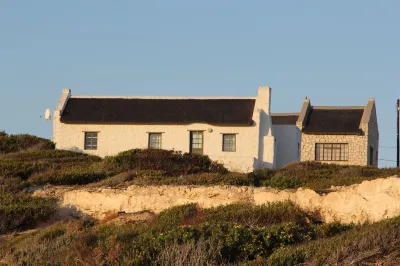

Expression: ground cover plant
xmin=1 ymin=131 xmax=399 ymax=190
xmin=249 ymin=161 xmax=400 ymax=190
xmin=0 ymin=202 xmax=353 ymax=265
xmin=0 ymin=132 xmax=55 ymax=154
xmin=0 ymin=193 xmax=56 ymax=234
xmin=102 ymin=148 xmax=228 ymax=176
xmin=266 ymin=215 xmax=400 ymax=265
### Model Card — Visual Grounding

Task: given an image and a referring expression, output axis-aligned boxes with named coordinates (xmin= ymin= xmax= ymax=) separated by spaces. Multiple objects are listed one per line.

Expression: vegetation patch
xmin=250 ymin=162 xmax=400 ymax=190
xmin=103 ymin=149 xmax=228 ymax=176
xmin=0 ymin=177 xmax=27 ymax=194
xmin=0 ymin=193 xmax=56 ymax=234
xmin=29 ymin=167 xmax=107 ymax=185
xmin=266 ymin=216 xmax=400 ymax=265
xmin=0 ymin=202 xmax=353 ymax=265
xmin=0 ymin=132 xmax=55 ymax=154
xmin=0 ymin=160 xmax=49 ymax=180
xmin=1 ymin=149 xmax=101 ymax=163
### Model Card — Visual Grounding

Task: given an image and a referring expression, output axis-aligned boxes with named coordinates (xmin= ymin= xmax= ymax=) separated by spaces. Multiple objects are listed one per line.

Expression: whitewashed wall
xmin=273 ymin=125 xmax=301 ymax=168
xmin=53 ymin=87 xmax=276 ymax=173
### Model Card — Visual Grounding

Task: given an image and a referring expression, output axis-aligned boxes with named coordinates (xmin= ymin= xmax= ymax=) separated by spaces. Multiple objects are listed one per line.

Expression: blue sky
xmin=0 ymin=1 xmax=399 ymax=166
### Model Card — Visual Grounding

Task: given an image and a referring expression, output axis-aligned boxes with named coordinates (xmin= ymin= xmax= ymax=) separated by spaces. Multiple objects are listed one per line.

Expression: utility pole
xmin=397 ymin=100 xmax=399 ymax=167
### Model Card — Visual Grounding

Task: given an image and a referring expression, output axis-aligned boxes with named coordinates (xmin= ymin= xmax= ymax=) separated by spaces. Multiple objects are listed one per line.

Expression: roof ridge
xmin=312 ymin=106 xmax=365 ymax=110
xmin=271 ymin=113 xmax=299 ymax=116
xmin=70 ymin=96 xmax=257 ymax=100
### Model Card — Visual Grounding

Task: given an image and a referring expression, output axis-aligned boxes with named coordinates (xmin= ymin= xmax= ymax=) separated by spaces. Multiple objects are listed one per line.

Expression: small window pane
xmin=149 ymin=133 xmax=162 ymax=149
xmin=84 ymin=132 xmax=98 ymax=150
xmin=223 ymin=134 xmax=236 ymax=152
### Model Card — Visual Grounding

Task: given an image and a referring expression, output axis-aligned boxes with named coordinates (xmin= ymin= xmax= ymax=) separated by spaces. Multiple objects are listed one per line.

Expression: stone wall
xmin=300 ymin=133 xmax=368 ymax=166
xmin=298 ymin=99 xmax=379 ymax=166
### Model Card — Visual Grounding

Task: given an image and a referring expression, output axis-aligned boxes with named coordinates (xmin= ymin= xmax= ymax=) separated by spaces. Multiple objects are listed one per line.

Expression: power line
xmin=379 ymin=146 xmax=397 ymax=149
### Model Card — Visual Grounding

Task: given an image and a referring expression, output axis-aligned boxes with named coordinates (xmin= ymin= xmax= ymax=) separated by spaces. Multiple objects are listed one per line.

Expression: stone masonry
xmin=297 ymin=98 xmax=379 ymax=166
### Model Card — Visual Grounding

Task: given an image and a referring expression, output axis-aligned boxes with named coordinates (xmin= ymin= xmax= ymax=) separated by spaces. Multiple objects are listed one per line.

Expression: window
xmin=223 ymin=134 xmax=236 ymax=152
xmin=149 ymin=133 xmax=162 ymax=149
xmin=190 ymin=131 xmax=203 ymax=155
xmin=315 ymin=143 xmax=348 ymax=161
xmin=84 ymin=132 xmax=98 ymax=150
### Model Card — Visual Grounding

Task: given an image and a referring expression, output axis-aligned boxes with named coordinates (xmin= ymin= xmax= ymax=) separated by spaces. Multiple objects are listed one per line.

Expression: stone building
xmin=296 ymin=98 xmax=379 ymax=166
xmin=53 ymin=86 xmax=276 ymax=173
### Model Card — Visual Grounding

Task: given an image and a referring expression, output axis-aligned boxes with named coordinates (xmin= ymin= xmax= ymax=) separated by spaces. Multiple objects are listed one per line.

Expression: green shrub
xmin=29 ymin=167 xmax=107 ymax=185
xmin=263 ymin=176 xmax=305 ymax=189
xmin=248 ymin=168 xmax=275 ymax=186
xmin=2 ymin=149 xmax=101 ymax=163
xmin=103 ymin=149 xmax=228 ymax=176
xmin=0 ymin=177 xmax=27 ymax=193
xmin=0 ymin=193 xmax=56 ymax=234
xmin=0 ymin=133 xmax=54 ymax=154
xmin=0 ymin=160 xmax=49 ymax=179
xmin=0 ymin=203 xmax=355 ymax=265
xmin=202 ymin=201 xmax=311 ymax=227
xmin=136 ymin=169 xmax=167 ymax=178
xmin=128 ymin=172 xmax=253 ymax=187
xmin=155 ymin=204 xmax=198 ymax=231
xmin=247 ymin=162 xmax=400 ymax=191
xmin=267 ymin=217 xmax=400 ymax=265
xmin=87 ymin=171 xmax=136 ymax=188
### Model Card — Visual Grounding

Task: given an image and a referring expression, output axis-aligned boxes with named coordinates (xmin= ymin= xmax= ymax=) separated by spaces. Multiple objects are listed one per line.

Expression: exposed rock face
xmin=34 ymin=177 xmax=400 ymax=224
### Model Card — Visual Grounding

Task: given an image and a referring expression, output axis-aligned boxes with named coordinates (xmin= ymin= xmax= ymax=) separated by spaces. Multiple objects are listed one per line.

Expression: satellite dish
xmin=44 ymin=108 xmax=51 ymax=120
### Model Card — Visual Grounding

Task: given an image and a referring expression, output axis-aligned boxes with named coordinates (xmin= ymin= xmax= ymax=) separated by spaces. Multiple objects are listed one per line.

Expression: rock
xmin=40 ymin=176 xmax=400 ymax=224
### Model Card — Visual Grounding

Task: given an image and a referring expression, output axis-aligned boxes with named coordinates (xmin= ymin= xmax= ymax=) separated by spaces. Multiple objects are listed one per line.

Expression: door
xmin=190 ymin=131 xmax=203 ymax=155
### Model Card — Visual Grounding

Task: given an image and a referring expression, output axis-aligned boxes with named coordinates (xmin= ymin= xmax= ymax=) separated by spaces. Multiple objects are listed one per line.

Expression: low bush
xmin=201 ymin=201 xmax=311 ymax=227
xmin=88 ymin=171 xmax=136 ymax=188
xmin=0 ymin=133 xmax=55 ymax=154
xmin=0 ymin=202 xmax=355 ymax=265
xmin=266 ymin=216 xmax=400 ymax=265
xmin=136 ymin=169 xmax=167 ymax=178
xmin=2 ymin=149 xmax=101 ymax=163
xmin=128 ymin=172 xmax=254 ymax=187
xmin=0 ymin=160 xmax=49 ymax=179
xmin=0 ymin=177 xmax=27 ymax=193
xmin=29 ymin=166 xmax=107 ymax=185
xmin=155 ymin=203 xmax=198 ymax=231
xmin=103 ymin=149 xmax=228 ymax=176
xmin=262 ymin=176 xmax=305 ymax=189
xmin=0 ymin=193 xmax=56 ymax=234
xmin=248 ymin=162 xmax=400 ymax=191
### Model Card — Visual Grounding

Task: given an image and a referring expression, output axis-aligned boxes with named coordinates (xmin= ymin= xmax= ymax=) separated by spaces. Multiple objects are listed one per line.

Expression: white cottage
xmin=53 ymin=86 xmax=276 ymax=172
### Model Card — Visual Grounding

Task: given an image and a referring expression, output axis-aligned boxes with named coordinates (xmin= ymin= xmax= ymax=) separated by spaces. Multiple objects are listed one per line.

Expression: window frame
xmin=222 ymin=134 xmax=236 ymax=152
xmin=315 ymin=143 xmax=349 ymax=161
xmin=190 ymin=131 xmax=204 ymax=155
xmin=148 ymin=133 xmax=162 ymax=149
xmin=84 ymin=132 xmax=98 ymax=150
